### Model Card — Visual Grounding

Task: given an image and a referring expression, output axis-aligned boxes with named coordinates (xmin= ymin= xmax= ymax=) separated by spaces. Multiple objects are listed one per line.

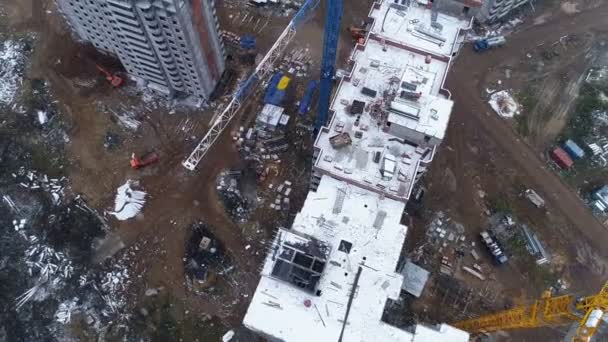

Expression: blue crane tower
xmin=315 ymin=0 xmax=343 ymax=134
xmin=183 ymin=0 xmax=343 ymax=170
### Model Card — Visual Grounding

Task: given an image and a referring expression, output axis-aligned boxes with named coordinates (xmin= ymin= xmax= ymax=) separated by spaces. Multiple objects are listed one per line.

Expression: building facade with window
xmin=478 ymin=0 xmax=529 ymax=22
xmin=56 ymin=0 xmax=225 ymax=100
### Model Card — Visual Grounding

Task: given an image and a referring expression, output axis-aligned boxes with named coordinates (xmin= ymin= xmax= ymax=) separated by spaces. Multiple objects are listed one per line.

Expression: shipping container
xmin=562 ymin=139 xmax=585 ymax=160
xmin=551 ymin=147 xmax=574 ymax=169
xmin=298 ymin=80 xmax=318 ymax=115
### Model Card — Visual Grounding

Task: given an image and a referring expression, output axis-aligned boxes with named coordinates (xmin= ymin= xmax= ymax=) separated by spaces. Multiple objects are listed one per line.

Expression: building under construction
xmin=244 ymin=1 xmax=474 ymax=341
xmin=55 ymin=0 xmax=225 ymax=100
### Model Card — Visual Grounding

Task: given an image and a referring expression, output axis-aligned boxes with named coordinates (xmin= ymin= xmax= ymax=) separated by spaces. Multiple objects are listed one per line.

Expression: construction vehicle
xmin=473 ymin=35 xmax=506 ymax=52
xmin=453 ymin=281 xmax=608 ymax=341
xmin=348 ymin=26 xmax=367 ymax=41
xmin=479 ymin=230 xmax=508 ymax=265
xmin=130 ymin=152 xmax=159 ymax=169
xmin=524 ymin=188 xmax=546 ymax=208
xmin=183 ymin=0 xmax=342 ymax=171
xmin=96 ymin=64 xmax=124 ymax=87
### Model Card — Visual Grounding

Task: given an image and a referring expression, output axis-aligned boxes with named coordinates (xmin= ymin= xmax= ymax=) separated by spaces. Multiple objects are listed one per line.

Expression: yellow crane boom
xmin=453 ymin=281 xmax=608 ymax=341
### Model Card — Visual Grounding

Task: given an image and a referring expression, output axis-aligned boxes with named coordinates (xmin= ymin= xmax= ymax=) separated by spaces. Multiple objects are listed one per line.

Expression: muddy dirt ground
xmin=0 ymin=0 xmax=377 ymax=341
xmin=403 ymin=1 xmax=608 ymax=340
xmin=3 ymin=0 xmax=608 ymax=341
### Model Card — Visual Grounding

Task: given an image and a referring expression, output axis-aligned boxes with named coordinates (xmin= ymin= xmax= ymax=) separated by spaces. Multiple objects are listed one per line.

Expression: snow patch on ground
xmin=37 ymin=110 xmax=48 ymax=124
xmin=489 ymin=90 xmax=521 ymax=118
xmin=110 ymin=180 xmax=146 ymax=220
xmin=466 ymin=17 xmax=523 ymax=42
xmin=0 ymin=39 xmax=26 ymax=105
xmin=114 ymin=110 xmax=141 ymax=130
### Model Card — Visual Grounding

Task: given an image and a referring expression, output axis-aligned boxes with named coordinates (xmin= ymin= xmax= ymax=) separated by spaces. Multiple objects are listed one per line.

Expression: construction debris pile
xmin=238 ymin=128 xmax=288 ymax=162
xmin=487 ymin=214 xmax=551 ymax=265
xmin=581 ymin=110 xmax=608 ymax=167
xmin=216 ymin=170 xmax=252 ymax=223
xmin=184 ymin=222 xmax=234 ymax=291
xmin=97 ymin=101 xmax=142 ymax=131
xmin=412 ymin=212 xmax=467 ymax=270
xmin=223 ymin=0 xmax=307 ymax=19
xmin=94 ymin=256 xmax=132 ymax=316
xmin=409 ymin=212 xmax=496 ymax=283
xmin=15 ymin=241 xmax=75 ymax=310
xmin=1 ymin=164 xmax=134 ymax=340
xmin=488 ymin=90 xmax=520 ymax=118
xmin=467 ymin=16 xmax=524 ymax=42
xmin=266 ymin=179 xmax=292 ymax=212
xmin=11 ymin=167 xmax=67 ymax=205
xmin=424 ymin=274 xmax=504 ymax=322
xmin=94 ymin=83 xmax=173 ymax=133
xmin=277 ymin=47 xmax=312 ymax=78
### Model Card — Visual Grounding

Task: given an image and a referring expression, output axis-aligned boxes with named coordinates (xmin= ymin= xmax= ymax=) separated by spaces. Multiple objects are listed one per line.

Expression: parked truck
xmin=524 ymin=189 xmax=545 ymax=209
xmin=480 ymin=231 xmax=508 ymax=265
xmin=473 ymin=36 xmax=506 ymax=52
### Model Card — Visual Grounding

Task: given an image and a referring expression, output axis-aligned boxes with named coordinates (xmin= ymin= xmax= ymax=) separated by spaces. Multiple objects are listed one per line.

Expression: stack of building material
xmin=269 ymin=180 xmax=292 ymax=211
xmin=521 ymin=225 xmax=551 ymax=265
xmin=257 ymin=104 xmax=285 ymax=131
xmin=462 ymin=266 xmax=485 ymax=281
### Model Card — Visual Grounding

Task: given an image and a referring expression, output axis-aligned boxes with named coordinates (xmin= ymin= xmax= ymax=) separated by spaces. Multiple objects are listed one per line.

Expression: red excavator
xmin=348 ymin=26 xmax=367 ymax=43
xmin=130 ymin=152 xmax=159 ymax=169
xmin=96 ymin=64 xmax=124 ymax=87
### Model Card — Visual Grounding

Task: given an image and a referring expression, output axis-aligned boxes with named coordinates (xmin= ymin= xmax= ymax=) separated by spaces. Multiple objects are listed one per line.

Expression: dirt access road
xmin=447 ymin=3 xmax=608 ymax=266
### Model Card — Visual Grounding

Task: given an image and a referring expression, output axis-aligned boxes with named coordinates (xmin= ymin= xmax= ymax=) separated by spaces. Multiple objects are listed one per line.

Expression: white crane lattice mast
xmin=183 ymin=0 xmax=320 ymax=171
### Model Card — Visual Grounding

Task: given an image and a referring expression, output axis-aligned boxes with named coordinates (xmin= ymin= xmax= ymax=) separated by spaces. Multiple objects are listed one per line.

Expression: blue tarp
xmin=264 ymin=72 xmax=283 ymax=104
xmin=266 ymin=89 xmax=286 ymax=106
xmin=240 ymin=35 xmax=256 ymax=50
xmin=298 ymin=80 xmax=318 ymax=115
xmin=563 ymin=139 xmax=585 ymax=160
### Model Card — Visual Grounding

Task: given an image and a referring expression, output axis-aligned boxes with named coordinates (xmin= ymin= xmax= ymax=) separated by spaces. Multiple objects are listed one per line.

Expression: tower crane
xmin=315 ymin=0 xmax=342 ymax=133
xmin=183 ymin=0 xmax=343 ymax=171
xmin=453 ymin=281 xmax=608 ymax=342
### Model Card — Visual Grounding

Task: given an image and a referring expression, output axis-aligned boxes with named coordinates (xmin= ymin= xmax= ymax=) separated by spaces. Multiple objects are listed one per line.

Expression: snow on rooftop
xmin=244 ymin=176 xmax=468 ymax=341
xmin=369 ymin=1 xmax=471 ymax=58
xmin=312 ymin=1 xmax=470 ymax=202
xmin=245 ymin=2 xmax=472 ymax=341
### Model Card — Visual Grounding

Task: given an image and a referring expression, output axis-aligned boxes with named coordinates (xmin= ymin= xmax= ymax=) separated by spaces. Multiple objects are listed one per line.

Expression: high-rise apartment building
xmin=56 ymin=0 xmax=225 ymax=100
xmin=479 ymin=0 xmax=529 ymax=22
